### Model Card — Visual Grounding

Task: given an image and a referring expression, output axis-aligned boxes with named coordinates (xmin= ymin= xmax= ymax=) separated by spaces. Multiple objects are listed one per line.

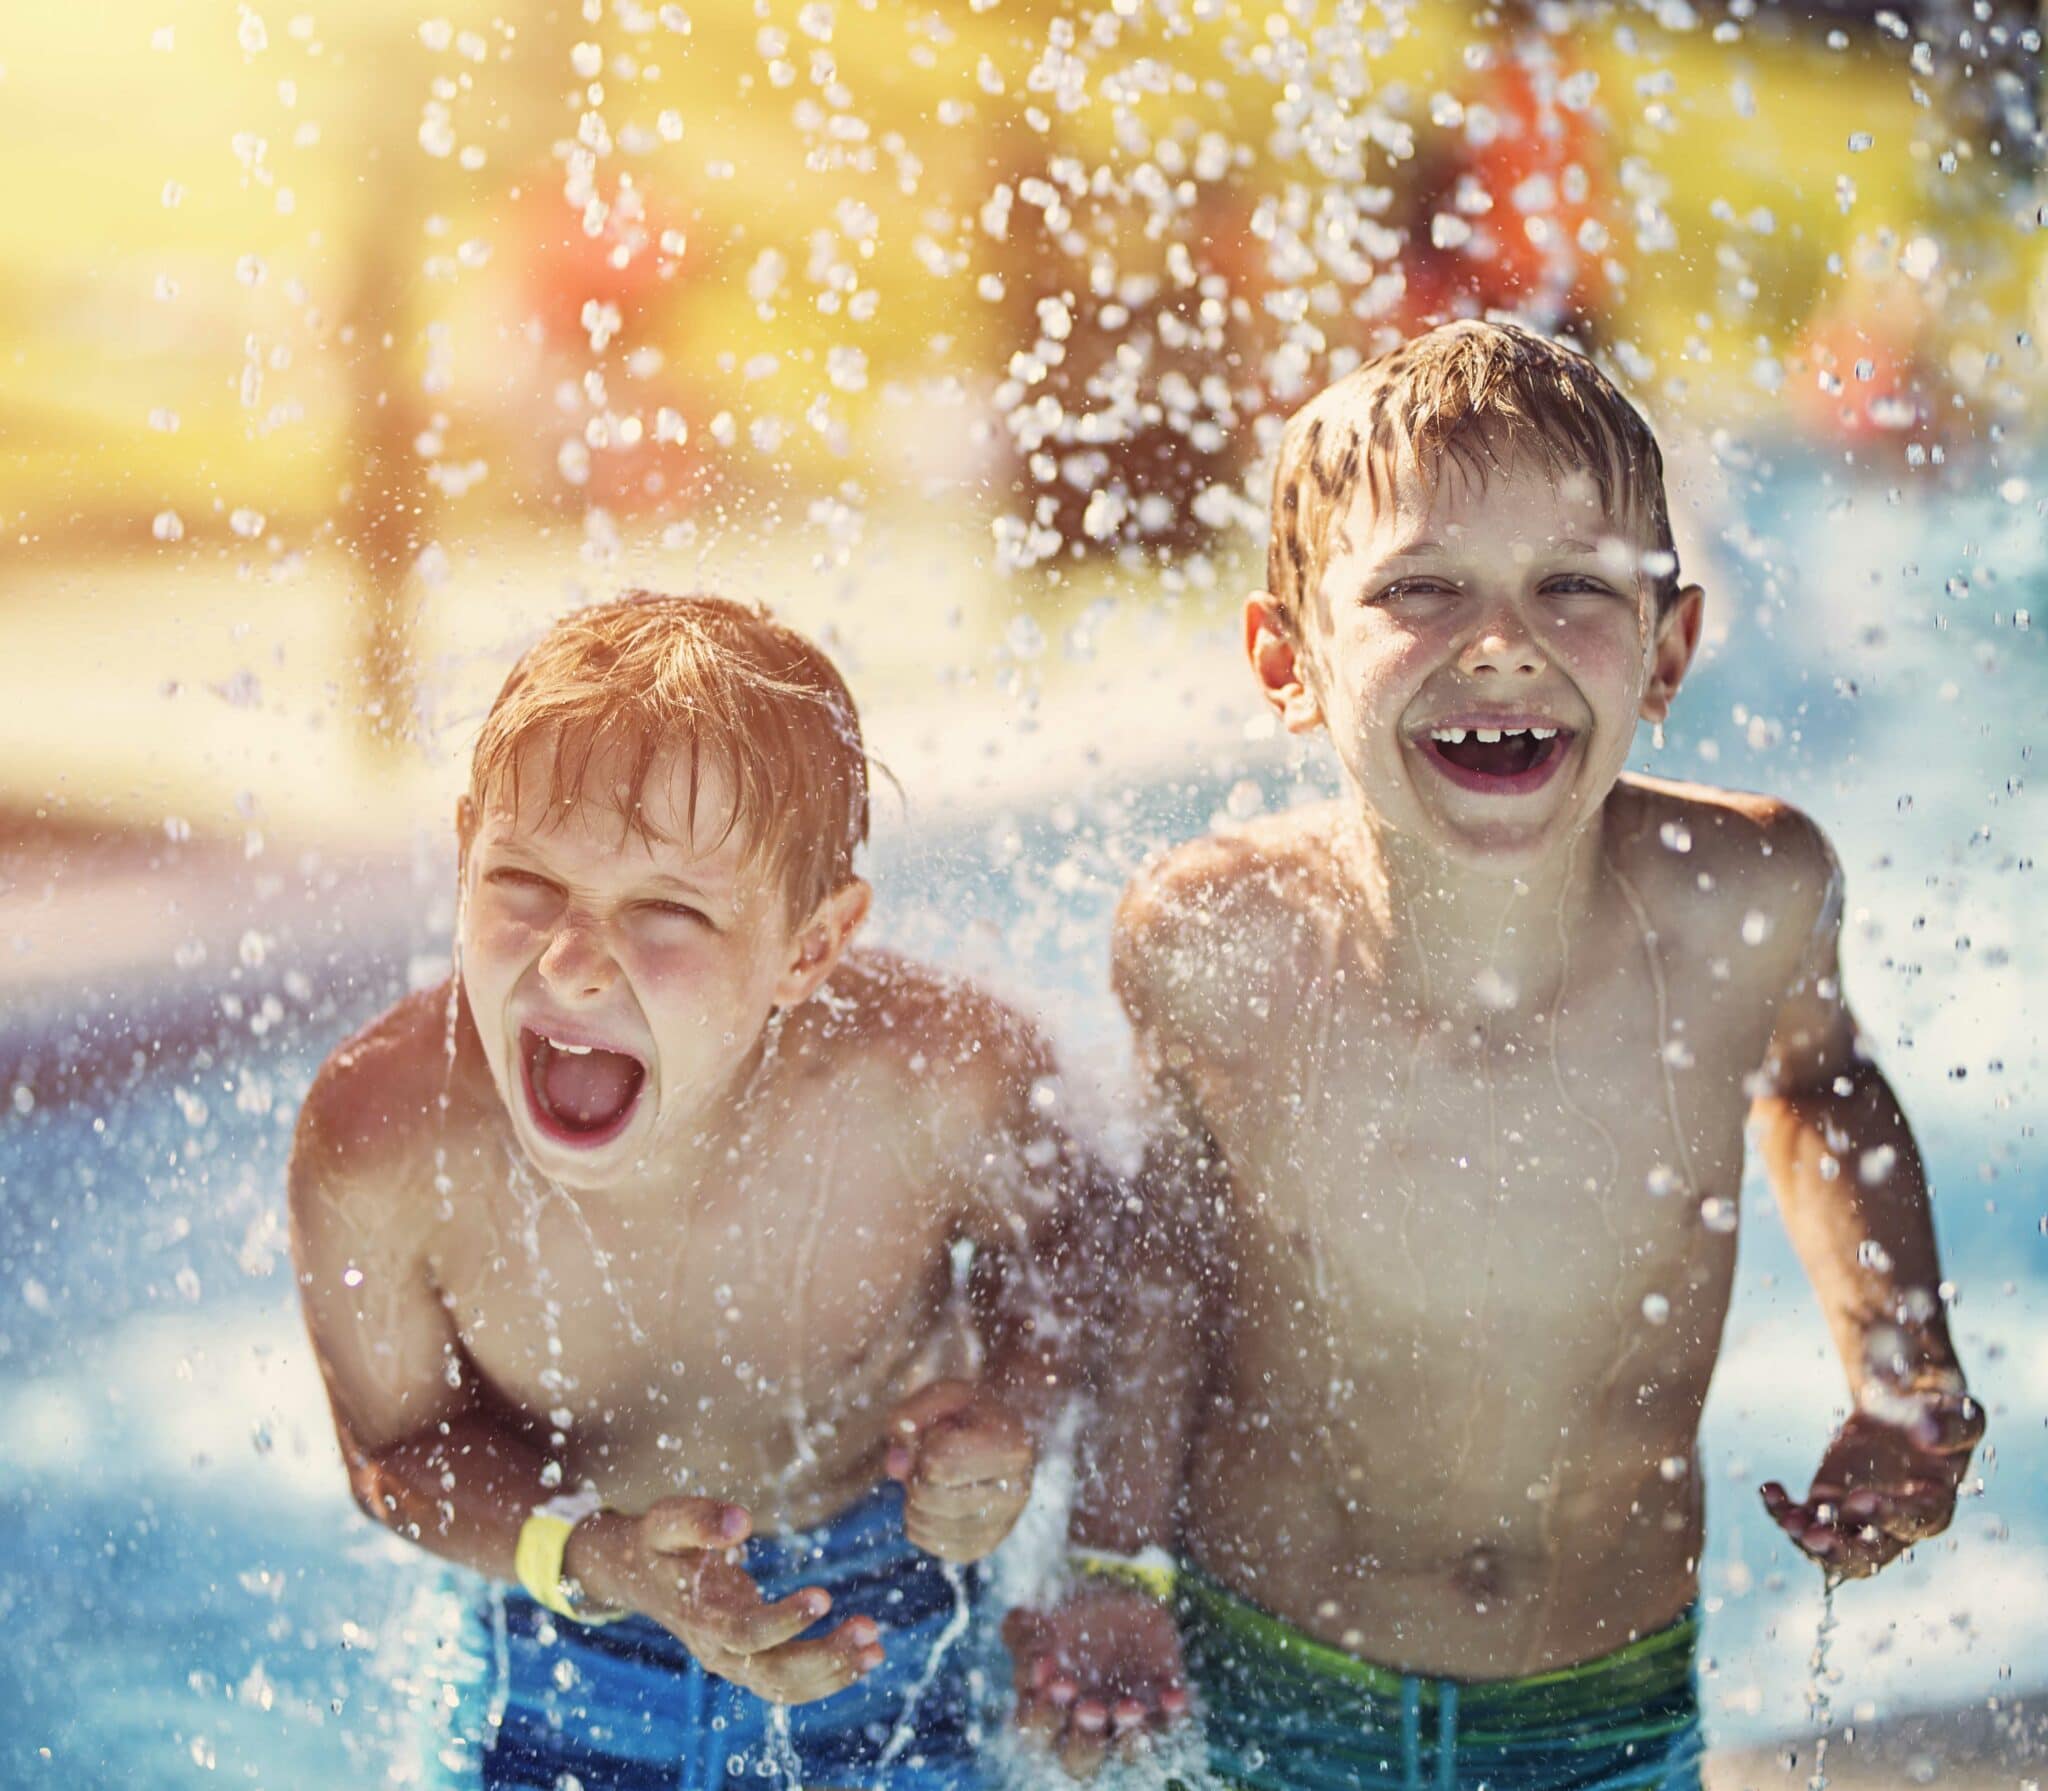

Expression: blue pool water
xmin=3 ymin=464 xmax=2042 ymax=1786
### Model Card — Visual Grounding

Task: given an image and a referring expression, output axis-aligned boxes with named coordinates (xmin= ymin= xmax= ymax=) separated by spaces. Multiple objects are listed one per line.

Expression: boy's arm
xmin=289 ymin=1052 xmax=880 ymax=1703
xmin=1007 ymin=894 xmax=1223 ymax=1775
xmin=1748 ymin=823 xmax=1983 ymax=1576
xmin=883 ymin=1014 xmax=1082 ymax=1561
xmin=1067 ymin=1076 xmax=1217 ymax=1556
xmin=288 ymin=1082 xmax=541 ymax=1580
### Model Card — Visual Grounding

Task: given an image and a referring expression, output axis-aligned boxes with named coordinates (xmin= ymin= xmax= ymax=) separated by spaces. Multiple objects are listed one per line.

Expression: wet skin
xmin=1037 ymin=447 xmax=1978 ymax=1724
xmin=292 ymin=749 xmax=1070 ymax=1704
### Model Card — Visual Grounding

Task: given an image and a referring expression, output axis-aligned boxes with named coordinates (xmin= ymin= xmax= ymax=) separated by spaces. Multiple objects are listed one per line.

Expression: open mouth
xmin=519 ymin=1026 xmax=647 ymax=1148
xmin=1415 ymin=724 xmax=1574 ymax=795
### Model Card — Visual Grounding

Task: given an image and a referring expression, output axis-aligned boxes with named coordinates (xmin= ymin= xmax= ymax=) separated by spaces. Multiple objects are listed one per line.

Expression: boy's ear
xmin=773 ymin=877 xmax=872 ymax=1009
xmin=1640 ymin=584 xmax=1705 ymax=724
xmin=1244 ymin=594 xmax=1324 ymax=734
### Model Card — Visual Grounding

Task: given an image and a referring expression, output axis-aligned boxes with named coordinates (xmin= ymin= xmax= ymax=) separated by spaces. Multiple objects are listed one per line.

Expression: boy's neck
xmin=1332 ymin=802 xmax=1608 ymax=1022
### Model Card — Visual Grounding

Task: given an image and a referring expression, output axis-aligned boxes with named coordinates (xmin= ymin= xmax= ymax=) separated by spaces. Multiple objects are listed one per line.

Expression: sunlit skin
xmin=1014 ymin=441 xmax=1980 ymax=1763
xmin=292 ymin=741 xmax=1071 ymax=1707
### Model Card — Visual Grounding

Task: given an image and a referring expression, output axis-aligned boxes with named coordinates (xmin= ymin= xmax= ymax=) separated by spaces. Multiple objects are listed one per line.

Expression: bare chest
xmin=426 ymin=1142 xmax=961 ymax=1479
xmin=1197 ymin=971 xmax=1763 ymax=1343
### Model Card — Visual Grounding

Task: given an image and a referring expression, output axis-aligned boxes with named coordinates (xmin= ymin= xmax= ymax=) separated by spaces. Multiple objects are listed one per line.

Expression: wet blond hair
xmin=1267 ymin=320 xmax=1678 ymax=627
xmin=468 ymin=592 xmax=869 ymax=919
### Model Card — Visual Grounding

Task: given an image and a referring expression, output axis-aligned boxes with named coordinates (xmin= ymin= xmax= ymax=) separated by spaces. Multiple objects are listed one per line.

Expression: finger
xmin=905 ymin=1517 xmax=1013 ymax=1564
xmin=1799 ymin=1519 xmax=1840 ymax=1561
xmin=888 ymin=1380 xmax=978 ymax=1445
xmin=1763 ymin=1489 xmax=1812 ymax=1539
xmin=1158 ymin=1684 xmax=1192 ymax=1721
xmin=643 ymin=1497 xmax=752 ymax=1553
xmin=1815 ymin=1526 xmax=1897 ymax=1579
xmin=1001 ymin=1606 xmax=1049 ymax=1660
xmin=885 ymin=1443 xmax=913 ymax=1482
xmin=914 ymin=1419 xmax=1033 ymax=1490
xmin=1015 ymin=1698 xmax=1064 ymax=1748
xmin=697 ymin=1584 xmax=834 ymax=1658
xmin=739 ymin=1619 xmax=886 ymax=1706
xmin=1059 ymin=1711 xmax=1109 ymax=1781
xmin=903 ymin=1494 xmax=1025 ymax=1559
xmin=904 ymin=1473 xmax=1033 ymax=1523
xmin=1760 ymin=1482 xmax=1796 ymax=1522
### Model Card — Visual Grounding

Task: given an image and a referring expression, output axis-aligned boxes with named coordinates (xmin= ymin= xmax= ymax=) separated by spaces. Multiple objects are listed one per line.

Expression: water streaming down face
xmin=5 ymin=0 xmax=2046 ymax=1786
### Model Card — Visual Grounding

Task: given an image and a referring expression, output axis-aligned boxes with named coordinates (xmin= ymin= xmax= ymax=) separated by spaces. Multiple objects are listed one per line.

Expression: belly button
xmin=1453 ymin=1544 xmax=1504 ymax=1606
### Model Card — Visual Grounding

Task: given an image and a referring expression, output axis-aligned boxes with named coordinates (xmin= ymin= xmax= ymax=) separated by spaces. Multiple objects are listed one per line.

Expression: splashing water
xmin=1805 ymin=1572 xmax=1843 ymax=1791
xmin=875 ymin=1559 xmax=974 ymax=1772
xmin=763 ymin=1702 xmax=805 ymax=1788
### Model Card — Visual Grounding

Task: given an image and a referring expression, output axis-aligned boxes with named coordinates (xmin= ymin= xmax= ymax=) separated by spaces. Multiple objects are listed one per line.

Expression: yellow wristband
xmin=515 ymin=1505 xmax=623 ymax=1624
xmin=1071 ymin=1545 xmax=1177 ymax=1602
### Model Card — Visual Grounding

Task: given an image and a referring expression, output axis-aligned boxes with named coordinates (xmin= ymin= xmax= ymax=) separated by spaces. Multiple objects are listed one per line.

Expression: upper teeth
xmin=547 ymin=1037 xmax=594 ymax=1055
xmin=1429 ymin=725 xmax=1559 ymax=743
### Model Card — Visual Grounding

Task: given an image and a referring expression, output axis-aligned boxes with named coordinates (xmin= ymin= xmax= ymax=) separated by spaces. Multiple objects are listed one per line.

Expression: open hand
xmin=884 ymin=1379 xmax=1035 ymax=1561
xmin=1760 ymin=1389 xmax=1982 ymax=1580
xmin=1004 ymin=1585 xmax=1190 ymax=1780
xmin=569 ymin=1496 xmax=884 ymax=1703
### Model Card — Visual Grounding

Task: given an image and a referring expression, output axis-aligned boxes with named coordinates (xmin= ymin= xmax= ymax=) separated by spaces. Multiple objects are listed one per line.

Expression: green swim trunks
xmin=1176 ymin=1561 xmax=1703 ymax=1791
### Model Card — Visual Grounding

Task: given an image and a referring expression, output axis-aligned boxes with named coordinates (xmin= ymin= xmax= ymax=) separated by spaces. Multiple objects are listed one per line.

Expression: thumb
xmin=885 ymin=1381 xmax=978 ymax=1483
xmin=641 ymin=1496 xmax=752 ymax=1553
xmin=889 ymin=1379 xmax=980 ymax=1441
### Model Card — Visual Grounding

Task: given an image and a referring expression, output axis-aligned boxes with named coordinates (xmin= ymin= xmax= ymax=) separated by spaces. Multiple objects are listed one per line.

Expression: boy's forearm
xmin=1753 ymin=1060 xmax=1965 ymax=1401
xmin=347 ymin=1410 xmax=564 ymax=1586
xmin=1070 ymin=1312 xmax=1198 ymax=1554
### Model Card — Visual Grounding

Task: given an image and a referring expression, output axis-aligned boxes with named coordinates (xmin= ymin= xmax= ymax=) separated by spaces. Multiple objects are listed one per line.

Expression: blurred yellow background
xmin=1 ymin=0 xmax=2040 ymax=867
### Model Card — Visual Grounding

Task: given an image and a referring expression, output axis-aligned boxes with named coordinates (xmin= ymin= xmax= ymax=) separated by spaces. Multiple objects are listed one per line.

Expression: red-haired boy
xmin=292 ymin=593 xmax=1081 ymax=1789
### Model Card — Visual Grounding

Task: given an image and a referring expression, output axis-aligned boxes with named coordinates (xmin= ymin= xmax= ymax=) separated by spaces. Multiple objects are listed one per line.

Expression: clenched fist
xmin=883 ymin=1380 xmax=1035 ymax=1562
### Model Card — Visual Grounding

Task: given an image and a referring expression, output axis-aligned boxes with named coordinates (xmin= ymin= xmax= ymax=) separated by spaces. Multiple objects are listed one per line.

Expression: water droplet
xmin=152 ymin=510 xmax=184 ymax=542
xmin=1642 ymin=1292 xmax=1671 ymax=1325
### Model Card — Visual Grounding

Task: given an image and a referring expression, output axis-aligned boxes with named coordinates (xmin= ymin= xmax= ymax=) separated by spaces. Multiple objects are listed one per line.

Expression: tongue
xmin=542 ymin=1047 xmax=641 ymax=1129
xmin=1441 ymin=734 xmax=1544 ymax=777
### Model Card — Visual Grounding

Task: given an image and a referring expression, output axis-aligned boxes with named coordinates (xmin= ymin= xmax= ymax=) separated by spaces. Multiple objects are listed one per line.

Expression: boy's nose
xmin=537 ymin=921 xmax=619 ymax=998
xmin=1459 ymin=617 xmax=1544 ymax=678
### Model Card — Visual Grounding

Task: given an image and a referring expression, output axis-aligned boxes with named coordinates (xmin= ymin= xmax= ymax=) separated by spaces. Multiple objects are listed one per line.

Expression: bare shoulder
xmin=789 ymin=947 xmax=1053 ymax=1131
xmin=1114 ymin=806 xmax=1338 ymax=1052
xmin=290 ymin=985 xmax=457 ymax=1242
xmin=1609 ymin=776 xmax=1842 ymax=966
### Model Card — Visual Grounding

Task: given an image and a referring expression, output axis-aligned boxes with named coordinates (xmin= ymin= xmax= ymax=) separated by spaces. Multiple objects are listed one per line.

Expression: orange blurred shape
xmin=1792 ymin=304 xmax=1932 ymax=438
xmin=1403 ymin=53 xmax=1613 ymax=330
xmin=518 ymin=180 xmax=686 ymax=348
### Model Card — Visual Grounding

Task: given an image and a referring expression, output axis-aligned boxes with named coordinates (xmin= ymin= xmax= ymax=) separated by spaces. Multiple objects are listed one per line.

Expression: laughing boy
xmin=293 ymin=593 xmax=1084 ymax=1789
xmin=1014 ymin=322 xmax=1982 ymax=1789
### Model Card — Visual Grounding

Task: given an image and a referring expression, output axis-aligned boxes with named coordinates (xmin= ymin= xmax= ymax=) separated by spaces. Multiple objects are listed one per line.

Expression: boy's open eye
xmin=1372 ymin=575 xmax=1460 ymax=603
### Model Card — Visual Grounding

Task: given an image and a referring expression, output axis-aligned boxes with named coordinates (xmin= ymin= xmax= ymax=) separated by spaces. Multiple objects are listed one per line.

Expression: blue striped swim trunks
xmin=473 ymin=1484 xmax=992 ymax=1790
xmin=1178 ymin=1562 xmax=1703 ymax=1791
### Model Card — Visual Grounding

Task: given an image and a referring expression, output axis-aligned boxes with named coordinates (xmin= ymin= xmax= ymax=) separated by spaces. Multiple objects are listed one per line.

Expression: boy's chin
xmin=1401 ymin=791 xmax=1587 ymax=870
